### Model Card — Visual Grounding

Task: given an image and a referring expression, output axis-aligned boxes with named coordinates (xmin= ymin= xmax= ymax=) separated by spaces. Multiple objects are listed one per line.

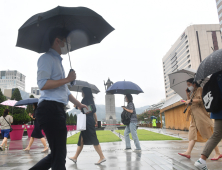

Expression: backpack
xmin=202 ymin=71 xmax=222 ymax=113
xmin=121 ymin=103 xmax=135 ymax=125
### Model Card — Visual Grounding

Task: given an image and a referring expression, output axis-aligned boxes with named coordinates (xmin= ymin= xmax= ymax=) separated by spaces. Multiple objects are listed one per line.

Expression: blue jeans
xmin=124 ymin=122 xmax=141 ymax=150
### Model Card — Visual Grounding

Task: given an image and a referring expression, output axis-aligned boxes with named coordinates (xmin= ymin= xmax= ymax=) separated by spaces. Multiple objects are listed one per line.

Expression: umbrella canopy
xmin=195 ymin=49 xmax=222 ymax=81
xmin=16 ymin=6 xmax=114 ymax=53
xmin=106 ymin=81 xmax=143 ymax=95
xmin=14 ymin=98 xmax=39 ymax=106
xmin=0 ymin=100 xmax=26 ymax=108
xmin=150 ymin=116 xmax=157 ymax=119
xmin=168 ymin=68 xmax=209 ymax=100
xmin=68 ymin=80 xmax=100 ymax=94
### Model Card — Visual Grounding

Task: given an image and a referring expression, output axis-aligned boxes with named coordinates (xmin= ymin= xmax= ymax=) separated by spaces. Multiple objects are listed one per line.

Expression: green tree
xmin=70 ymin=113 xmax=74 ymax=125
xmin=9 ymin=88 xmax=30 ymax=124
xmin=0 ymin=88 xmax=6 ymax=117
xmin=66 ymin=113 xmax=70 ymax=125
xmin=73 ymin=114 xmax=77 ymax=125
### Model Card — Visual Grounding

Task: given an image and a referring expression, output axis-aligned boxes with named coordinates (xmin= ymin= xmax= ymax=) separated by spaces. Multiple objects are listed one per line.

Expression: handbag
xmin=3 ymin=116 xmax=13 ymax=132
xmin=77 ymin=113 xmax=86 ymax=131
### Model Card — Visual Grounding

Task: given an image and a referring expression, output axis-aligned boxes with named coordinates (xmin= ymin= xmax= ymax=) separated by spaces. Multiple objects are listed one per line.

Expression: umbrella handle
xmin=69 ymin=69 xmax=76 ymax=87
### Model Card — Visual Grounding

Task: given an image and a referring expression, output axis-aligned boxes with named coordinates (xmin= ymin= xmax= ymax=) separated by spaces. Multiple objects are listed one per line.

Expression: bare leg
xmin=40 ymin=138 xmax=48 ymax=152
xmin=70 ymin=137 xmax=84 ymax=160
xmin=0 ymin=137 xmax=8 ymax=147
xmin=93 ymin=144 xmax=105 ymax=163
xmin=211 ymin=146 xmax=221 ymax=159
xmin=24 ymin=137 xmax=34 ymax=150
xmin=182 ymin=140 xmax=196 ymax=156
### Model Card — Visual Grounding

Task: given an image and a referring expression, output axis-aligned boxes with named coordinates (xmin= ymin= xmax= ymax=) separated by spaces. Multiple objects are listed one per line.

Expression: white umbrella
xmin=1 ymin=100 xmax=26 ymax=108
xmin=168 ymin=68 xmax=209 ymax=100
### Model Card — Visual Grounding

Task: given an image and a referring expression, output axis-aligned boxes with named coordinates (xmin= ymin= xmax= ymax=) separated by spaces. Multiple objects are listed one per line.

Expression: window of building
xmin=187 ymin=55 xmax=190 ymax=59
xmin=188 ymin=65 xmax=191 ymax=68
xmin=187 ymin=50 xmax=189 ymax=53
xmin=186 ymin=45 xmax=189 ymax=49
xmin=185 ymin=40 xmax=188 ymax=44
xmin=188 ymin=60 xmax=190 ymax=63
xmin=185 ymin=35 xmax=187 ymax=39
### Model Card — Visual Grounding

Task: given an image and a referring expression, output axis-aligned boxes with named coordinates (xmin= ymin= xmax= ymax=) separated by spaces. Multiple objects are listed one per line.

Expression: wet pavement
xmin=0 ymin=128 xmax=222 ymax=170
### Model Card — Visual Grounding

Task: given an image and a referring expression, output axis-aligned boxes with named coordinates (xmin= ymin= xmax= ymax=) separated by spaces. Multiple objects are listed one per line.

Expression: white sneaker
xmin=194 ymin=160 xmax=208 ymax=170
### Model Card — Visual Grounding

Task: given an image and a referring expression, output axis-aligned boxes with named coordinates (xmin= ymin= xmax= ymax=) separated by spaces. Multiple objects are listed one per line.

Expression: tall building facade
xmin=0 ymin=70 xmax=26 ymax=93
xmin=31 ymin=87 xmax=40 ymax=96
xmin=162 ymin=24 xmax=222 ymax=100
xmin=216 ymin=0 xmax=222 ymax=32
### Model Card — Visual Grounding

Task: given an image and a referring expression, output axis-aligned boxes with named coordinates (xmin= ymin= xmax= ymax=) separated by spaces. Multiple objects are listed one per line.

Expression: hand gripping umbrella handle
xmin=69 ymin=69 xmax=75 ymax=87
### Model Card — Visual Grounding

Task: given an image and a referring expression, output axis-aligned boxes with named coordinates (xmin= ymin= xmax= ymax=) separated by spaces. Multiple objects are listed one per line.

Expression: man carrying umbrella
xmin=30 ymin=28 xmax=87 ymax=170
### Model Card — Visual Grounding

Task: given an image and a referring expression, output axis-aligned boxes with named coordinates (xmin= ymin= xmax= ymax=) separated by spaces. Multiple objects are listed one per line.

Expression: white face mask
xmin=188 ymin=86 xmax=194 ymax=92
xmin=60 ymin=42 xmax=71 ymax=55
xmin=124 ymin=98 xmax=127 ymax=102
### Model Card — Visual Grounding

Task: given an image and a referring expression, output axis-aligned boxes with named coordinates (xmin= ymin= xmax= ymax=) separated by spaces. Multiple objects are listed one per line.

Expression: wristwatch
xmin=190 ymin=99 xmax=193 ymax=103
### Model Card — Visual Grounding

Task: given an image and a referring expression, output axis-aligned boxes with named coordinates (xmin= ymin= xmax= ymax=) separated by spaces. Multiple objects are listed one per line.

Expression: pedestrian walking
xmin=178 ymin=78 xmax=221 ymax=160
xmin=69 ymin=87 xmax=106 ymax=165
xmin=29 ymin=27 xmax=87 ymax=170
xmin=23 ymin=103 xmax=48 ymax=153
xmin=123 ymin=94 xmax=141 ymax=151
xmin=0 ymin=109 xmax=13 ymax=151
xmin=194 ymin=72 xmax=222 ymax=170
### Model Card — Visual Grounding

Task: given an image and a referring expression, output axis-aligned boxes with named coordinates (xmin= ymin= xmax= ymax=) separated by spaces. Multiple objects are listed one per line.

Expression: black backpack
xmin=202 ymin=71 xmax=222 ymax=113
xmin=121 ymin=110 xmax=131 ymax=125
xmin=121 ymin=103 xmax=134 ymax=125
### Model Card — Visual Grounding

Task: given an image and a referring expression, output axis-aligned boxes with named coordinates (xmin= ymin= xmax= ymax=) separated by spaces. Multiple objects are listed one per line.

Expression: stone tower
xmin=104 ymin=78 xmax=117 ymax=130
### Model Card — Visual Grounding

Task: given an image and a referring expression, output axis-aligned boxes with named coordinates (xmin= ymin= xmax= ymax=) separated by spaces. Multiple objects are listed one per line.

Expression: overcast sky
xmin=0 ymin=0 xmax=219 ymax=110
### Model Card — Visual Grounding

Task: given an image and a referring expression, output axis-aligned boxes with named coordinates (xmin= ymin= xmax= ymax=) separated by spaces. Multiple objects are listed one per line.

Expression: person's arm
xmin=93 ymin=112 xmax=98 ymax=125
xmin=122 ymin=103 xmax=134 ymax=113
xmin=186 ymin=89 xmax=191 ymax=100
xmin=185 ymin=88 xmax=202 ymax=104
xmin=69 ymin=94 xmax=88 ymax=110
xmin=37 ymin=55 xmax=76 ymax=90
xmin=10 ymin=115 xmax=13 ymax=124
xmin=29 ymin=113 xmax=36 ymax=120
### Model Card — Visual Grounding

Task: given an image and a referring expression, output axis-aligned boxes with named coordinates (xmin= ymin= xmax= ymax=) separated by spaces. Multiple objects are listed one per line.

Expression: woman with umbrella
xmin=23 ymin=103 xmax=48 ymax=153
xmin=69 ymin=87 xmax=106 ymax=165
xmin=178 ymin=78 xmax=221 ymax=160
xmin=123 ymin=94 xmax=141 ymax=151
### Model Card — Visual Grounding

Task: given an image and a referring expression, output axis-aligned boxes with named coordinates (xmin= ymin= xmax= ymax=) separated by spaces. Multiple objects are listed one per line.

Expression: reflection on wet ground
xmin=0 ymin=128 xmax=222 ymax=170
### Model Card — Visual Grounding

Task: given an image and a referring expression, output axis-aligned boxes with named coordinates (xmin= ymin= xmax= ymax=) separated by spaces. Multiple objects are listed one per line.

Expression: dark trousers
xmin=29 ymin=101 xmax=67 ymax=170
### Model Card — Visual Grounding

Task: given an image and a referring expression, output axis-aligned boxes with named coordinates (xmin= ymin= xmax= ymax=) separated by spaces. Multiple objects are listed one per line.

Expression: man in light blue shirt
xmin=30 ymin=28 xmax=87 ymax=170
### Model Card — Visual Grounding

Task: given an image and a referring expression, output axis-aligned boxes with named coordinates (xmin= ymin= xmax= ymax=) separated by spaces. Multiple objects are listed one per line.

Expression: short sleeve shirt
xmin=127 ymin=102 xmax=137 ymax=123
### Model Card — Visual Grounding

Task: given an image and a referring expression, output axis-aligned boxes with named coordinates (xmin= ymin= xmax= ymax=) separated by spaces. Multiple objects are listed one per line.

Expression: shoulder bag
xmin=3 ymin=116 xmax=13 ymax=132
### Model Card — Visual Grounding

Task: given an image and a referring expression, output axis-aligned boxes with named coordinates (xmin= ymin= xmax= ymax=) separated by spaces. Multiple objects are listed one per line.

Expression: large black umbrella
xmin=195 ymin=49 xmax=222 ymax=81
xmin=16 ymin=6 xmax=114 ymax=53
xmin=106 ymin=81 xmax=144 ymax=95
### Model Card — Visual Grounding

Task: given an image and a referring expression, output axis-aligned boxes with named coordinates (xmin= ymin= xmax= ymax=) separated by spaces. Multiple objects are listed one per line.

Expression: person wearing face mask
xmin=29 ymin=27 xmax=88 ymax=170
xmin=178 ymin=78 xmax=221 ymax=160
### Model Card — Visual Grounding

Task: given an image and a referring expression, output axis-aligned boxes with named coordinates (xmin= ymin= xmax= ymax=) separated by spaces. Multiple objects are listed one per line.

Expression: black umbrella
xmin=14 ymin=98 xmax=38 ymax=106
xmin=16 ymin=6 xmax=114 ymax=53
xmin=195 ymin=49 xmax=222 ymax=81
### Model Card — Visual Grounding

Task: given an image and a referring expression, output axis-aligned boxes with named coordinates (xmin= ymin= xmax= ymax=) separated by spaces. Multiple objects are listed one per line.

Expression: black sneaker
xmin=124 ymin=148 xmax=131 ymax=150
xmin=0 ymin=146 xmax=3 ymax=151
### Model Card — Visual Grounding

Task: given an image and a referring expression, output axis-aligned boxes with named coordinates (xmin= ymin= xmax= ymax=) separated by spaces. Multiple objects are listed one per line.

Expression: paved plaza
xmin=0 ymin=128 xmax=222 ymax=170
